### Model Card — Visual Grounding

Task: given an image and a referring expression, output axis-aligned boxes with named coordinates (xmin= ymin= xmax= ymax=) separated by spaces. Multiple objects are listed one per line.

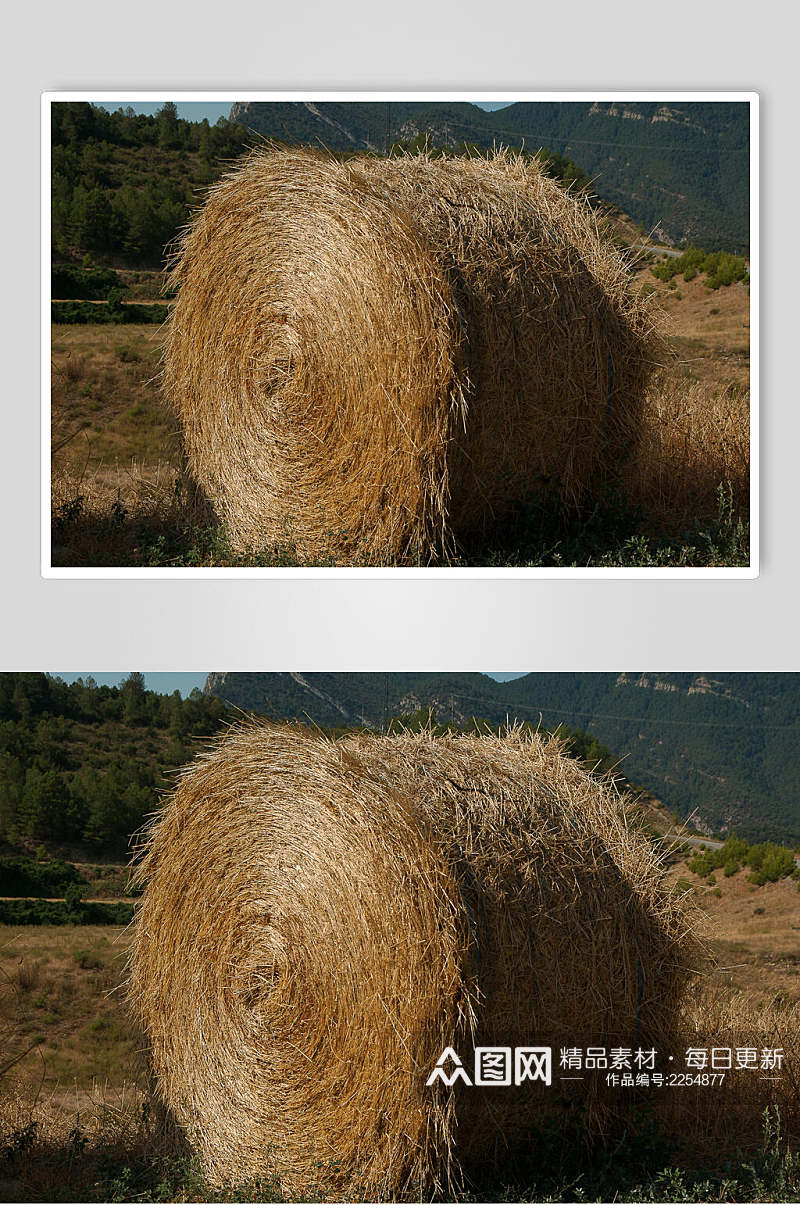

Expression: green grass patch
xmin=454 ymin=482 xmax=750 ymax=569
xmin=1 ymin=1107 xmax=798 ymax=1202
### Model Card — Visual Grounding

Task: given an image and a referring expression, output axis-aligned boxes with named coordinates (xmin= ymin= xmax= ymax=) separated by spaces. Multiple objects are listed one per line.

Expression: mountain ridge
xmin=204 ymin=673 xmax=799 ymax=843
xmin=227 ymin=99 xmax=750 ymax=251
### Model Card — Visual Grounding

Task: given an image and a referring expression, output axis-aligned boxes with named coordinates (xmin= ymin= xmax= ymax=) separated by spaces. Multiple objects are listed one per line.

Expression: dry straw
xmin=129 ymin=724 xmax=695 ymax=1198
xmin=163 ymin=147 xmax=663 ymax=563
xmin=654 ymin=985 xmax=800 ymax=1159
xmin=623 ymin=372 xmax=750 ymax=532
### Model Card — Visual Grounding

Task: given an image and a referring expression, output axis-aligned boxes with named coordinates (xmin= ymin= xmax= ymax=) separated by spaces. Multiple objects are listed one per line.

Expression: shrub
xmin=651 ymin=245 xmax=747 ymax=289
xmin=52 ymin=300 xmax=169 ymax=325
xmin=51 ymin=264 xmax=125 ymax=300
xmin=687 ymin=837 xmax=796 ymax=887
xmin=747 ymin=843 xmax=797 ymax=883
xmin=0 ymin=898 xmax=133 ymax=925
xmin=688 ymin=853 xmax=715 ymax=878
xmin=0 ymin=854 xmax=82 ymax=897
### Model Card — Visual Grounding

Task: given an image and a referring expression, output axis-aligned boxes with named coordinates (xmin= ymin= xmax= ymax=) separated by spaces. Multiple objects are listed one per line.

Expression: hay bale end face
xmin=164 ymin=148 xmax=662 ymax=562
xmin=129 ymin=725 xmax=694 ymax=1198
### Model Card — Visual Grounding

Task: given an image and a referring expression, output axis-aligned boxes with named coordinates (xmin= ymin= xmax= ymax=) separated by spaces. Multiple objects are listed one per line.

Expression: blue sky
xmin=53 ymin=672 xmax=208 ymax=697
xmin=102 ymin=101 xmax=232 ymax=124
xmin=52 ymin=672 xmax=524 ymax=697
xmin=92 ymin=100 xmax=510 ymax=125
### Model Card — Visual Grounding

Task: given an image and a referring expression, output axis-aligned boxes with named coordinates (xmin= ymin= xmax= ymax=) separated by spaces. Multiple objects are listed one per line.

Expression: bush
xmin=51 ymin=264 xmax=125 ymax=300
xmin=687 ymin=836 xmax=797 ymax=887
xmin=0 ymin=898 xmax=133 ymax=925
xmin=687 ymin=853 xmax=715 ymax=878
xmin=64 ymin=882 xmax=85 ymax=915
xmin=747 ymin=842 xmax=797 ymax=884
xmin=0 ymin=854 xmax=82 ymax=897
xmin=651 ymin=244 xmax=748 ymax=289
xmin=52 ymin=300 xmax=169 ymax=325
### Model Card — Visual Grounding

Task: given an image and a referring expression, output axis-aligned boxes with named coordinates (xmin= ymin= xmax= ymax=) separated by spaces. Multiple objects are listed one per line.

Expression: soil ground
xmin=666 ymin=861 xmax=800 ymax=1002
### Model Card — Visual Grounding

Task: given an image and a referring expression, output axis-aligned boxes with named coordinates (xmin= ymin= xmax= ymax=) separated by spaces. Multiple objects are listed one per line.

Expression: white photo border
xmin=41 ymin=90 xmax=759 ymax=580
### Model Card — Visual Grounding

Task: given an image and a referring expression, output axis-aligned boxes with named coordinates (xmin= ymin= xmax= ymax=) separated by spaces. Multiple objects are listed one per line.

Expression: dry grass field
xmin=2 ymin=834 xmax=797 ymax=1201
xmin=653 ymin=271 xmax=750 ymax=390
xmin=49 ymin=263 xmax=751 ymax=569
xmin=51 ymin=324 xmax=176 ymax=502
xmin=667 ymin=858 xmax=800 ymax=1002
xmin=1 ymin=923 xmax=138 ymax=1092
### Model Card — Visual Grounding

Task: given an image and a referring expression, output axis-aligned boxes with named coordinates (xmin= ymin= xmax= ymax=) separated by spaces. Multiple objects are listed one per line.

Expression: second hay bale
xmin=129 ymin=725 xmax=694 ymax=1197
xmin=164 ymin=148 xmax=662 ymax=561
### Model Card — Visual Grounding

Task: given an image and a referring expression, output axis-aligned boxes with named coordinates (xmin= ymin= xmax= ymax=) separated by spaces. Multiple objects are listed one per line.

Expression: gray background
xmin=1 ymin=0 xmax=792 ymax=672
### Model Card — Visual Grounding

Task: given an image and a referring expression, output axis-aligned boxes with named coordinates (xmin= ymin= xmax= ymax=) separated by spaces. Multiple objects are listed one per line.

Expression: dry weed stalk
xmin=625 ymin=373 xmax=750 ymax=529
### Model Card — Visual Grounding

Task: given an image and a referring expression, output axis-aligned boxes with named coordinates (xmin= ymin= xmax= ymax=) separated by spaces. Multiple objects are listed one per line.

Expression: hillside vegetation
xmin=51 ymin=103 xmax=250 ymax=268
xmin=0 ymin=673 xmax=623 ymax=868
xmin=0 ymin=673 xmax=226 ymax=860
xmin=205 ymin=673 xmax=800 ymax=845
xmin=51 ymin=102 xmax=598 ymax=274
xmin=230 ymin=99 xmax=750 ymax=251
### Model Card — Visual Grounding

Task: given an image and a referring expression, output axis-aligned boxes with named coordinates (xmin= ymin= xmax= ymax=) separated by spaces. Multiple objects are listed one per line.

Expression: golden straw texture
xmin=129 ymin=724 xmax=694 ymax=1198
xmin=164 ymin=148 xmax=663 ymax=562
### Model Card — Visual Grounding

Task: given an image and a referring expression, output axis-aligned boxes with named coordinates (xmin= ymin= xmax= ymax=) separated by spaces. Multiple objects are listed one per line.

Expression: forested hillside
xmin=4 ymin=671 xmax=788 ymax=863
xmin=51 ymin=98 xmax=750 ymax=276
xmin=50 ymin=102 xmax=593 ymax=273
xmin=205 ymin=673 xmax=799 ymax=844
xmin=0 ymin=673 xmax=614 ymax=865
xmin=484 ymin=101 xmax=750 ymax=251
xmin=51 ymin=103 xmax=250 ymax=267
xmin=0 ymin=673 xmax=227 ymax=857
xmin=230 ymin=99 xmax=750 ymax=251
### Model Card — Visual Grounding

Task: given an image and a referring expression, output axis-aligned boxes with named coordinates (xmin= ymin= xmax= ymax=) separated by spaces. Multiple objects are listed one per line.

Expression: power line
xmin=386 ymin=106 xmax=749 ymax=156
xmin=394 ymin=687 xmax=799 ymax=732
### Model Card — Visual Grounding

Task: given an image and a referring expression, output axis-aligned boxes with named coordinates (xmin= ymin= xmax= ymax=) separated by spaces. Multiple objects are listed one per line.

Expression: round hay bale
xmin=129 ymin=724 xmax=694 ymax=1198
xmin=163 ymin=147 xmax=663 ymax=563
